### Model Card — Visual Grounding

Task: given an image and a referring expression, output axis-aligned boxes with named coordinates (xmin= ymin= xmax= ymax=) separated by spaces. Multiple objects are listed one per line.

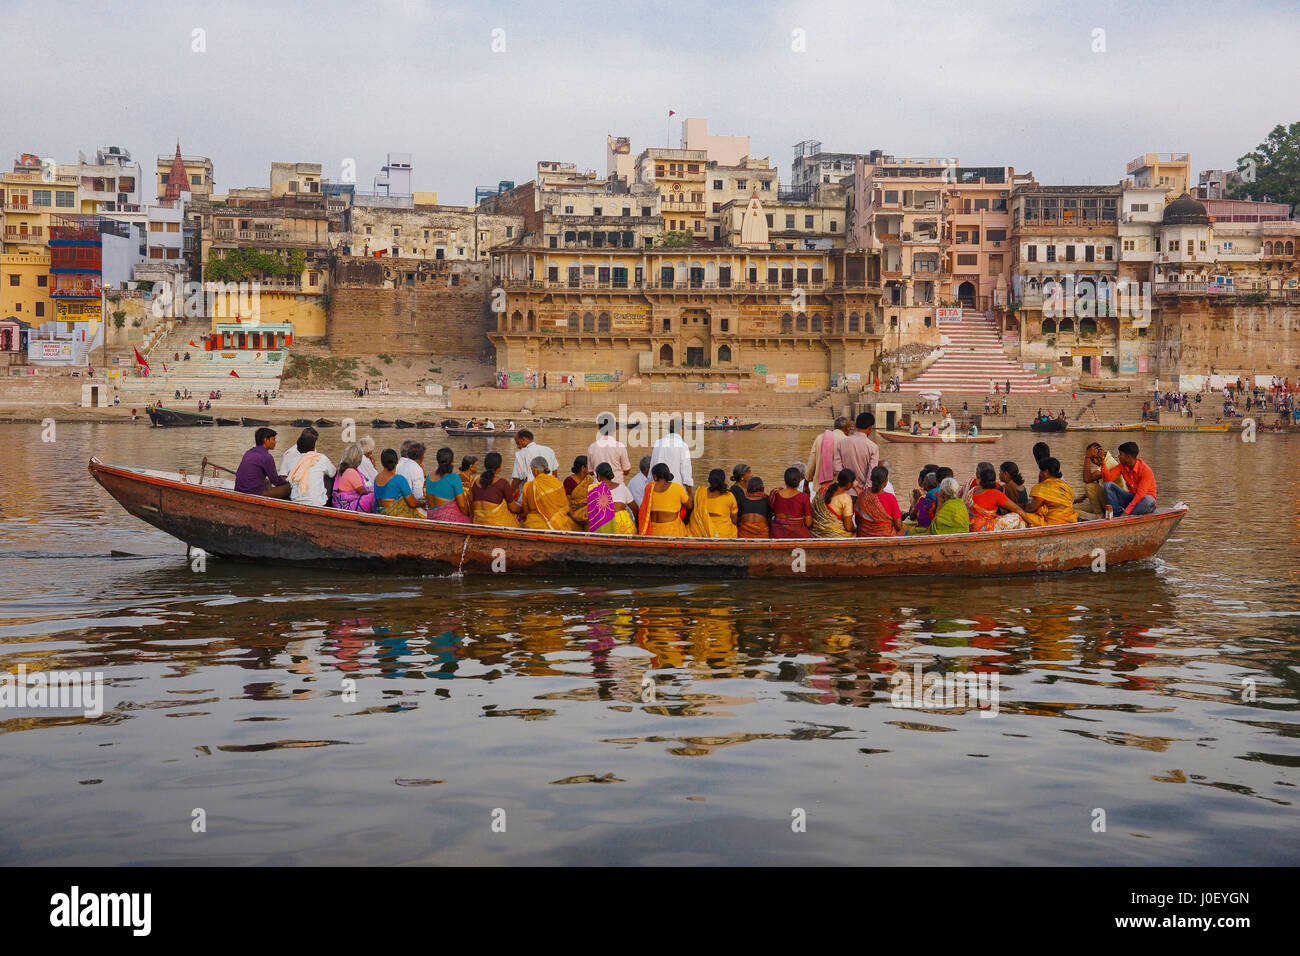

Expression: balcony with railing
xmin=3 ymin=226 xmax=44 ymax=243
xmin=50 ymin=275 xmax=102 ymax=298
xmin=2 ymin=199 xmax=37 ymax=213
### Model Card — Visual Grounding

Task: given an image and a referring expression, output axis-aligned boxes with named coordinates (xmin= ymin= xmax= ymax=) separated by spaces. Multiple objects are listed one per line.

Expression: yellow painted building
xmin=0 ymin=164 xmax=79 ymax=320
xmin=0 ymin=252 xmax=53 ymax=322
xmin=1127 ymin=153 xmax=1191 ymax=202
xmin=638 ymin=148 xmax=708 ymax=240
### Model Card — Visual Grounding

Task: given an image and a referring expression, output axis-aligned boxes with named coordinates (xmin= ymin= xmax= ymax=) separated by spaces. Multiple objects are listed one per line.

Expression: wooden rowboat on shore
xmin=88 ymin=458 xmax=1186 ymax=578
xmin=146 ymin=406 xmax=213 ymax=427
xmin=878 ymin=430 xmax=1001 ymax=444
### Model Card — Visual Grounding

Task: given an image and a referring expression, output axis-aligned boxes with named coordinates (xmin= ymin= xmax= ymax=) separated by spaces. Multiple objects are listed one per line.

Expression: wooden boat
xmin=1078 ymin=382 xmax=1131 ymax=393
xmin=215 ymin=417 xmax=241 ymax=427
xmin=395 ymin=419 xmax=417 ymax=429
xmin=1066 ymin=423 xmax=1142 ymax=432
xmin=445 ymin=427 xmax=517 ymax=438
xmin=702 ymin=422 xmax=760 ymax=431
xmin=1030 ymin=417 xmax=1068 ymax=432
xmin=314 ymin=418 xmax=336 ymax=428
xmin=146 ymin=406 xmax=213 ymax=427
xmin=87 ymin=458 xmax=1187 ymax=578
xmin=290 ymin=418 xmax=314 ymax=428
xmin=415 ymin=420 xmax=439 ymax=428
xmin=372 ymin=419 xmax=394 ymax=429
xmin=240 ymin=416 xmax=270 ymax=427
xmin=879 ymin=430 xmax=1001 ymax=444
xmin=1143 ymin=422 xmax=1231 ymax=432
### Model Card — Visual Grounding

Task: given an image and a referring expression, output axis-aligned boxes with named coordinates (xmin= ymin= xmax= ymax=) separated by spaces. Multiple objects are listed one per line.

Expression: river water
xmin=1 ymin=421 xmax=1296 ymax=865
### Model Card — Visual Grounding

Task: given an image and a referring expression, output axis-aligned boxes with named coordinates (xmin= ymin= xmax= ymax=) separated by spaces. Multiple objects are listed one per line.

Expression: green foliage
xmin=377 ymin=353 xmax=393 ymax=364
xmin=658 ymin=230 xmax=694 ymax=248
xmin=1231 ymin=121 xmax=1300 ymax=214
xmin=112 ymin=310 xmax=127 ymax=329
xmin=288 ymin=249 xmax=307 ymax=276
xmin=204 ymin=248 xmax=291 ymax=282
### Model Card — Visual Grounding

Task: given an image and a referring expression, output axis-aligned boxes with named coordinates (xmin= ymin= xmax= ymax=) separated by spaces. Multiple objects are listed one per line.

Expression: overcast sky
xmin=5 ymin=0 xmax=1298 ymax=205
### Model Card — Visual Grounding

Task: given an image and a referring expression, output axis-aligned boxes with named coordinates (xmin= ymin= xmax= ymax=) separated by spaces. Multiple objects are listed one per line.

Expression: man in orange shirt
xmin=1102 ymin=441 xmax=1157 ymax=516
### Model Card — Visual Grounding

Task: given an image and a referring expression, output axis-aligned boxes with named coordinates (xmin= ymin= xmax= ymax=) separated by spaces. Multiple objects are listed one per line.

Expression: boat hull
xmin=1066 ymin=423 xmax=1142 ymax=432
xmin=147 ymin=407 xmax=213 ymax=427
xmin=88 ymin=459 xmax=1186 ymax=579
xmin=879 ymin=431 xmax=1001 ymax=444
xmin=444 ymin=428 xmax=517 ymax=438
xmin=1030 ymin=419 xmax=1068 ymax=432
xmin=1143 ymin=423 xmax=1231 ymax=432
xmin=240 ymin=417 xmax=269 ymax=427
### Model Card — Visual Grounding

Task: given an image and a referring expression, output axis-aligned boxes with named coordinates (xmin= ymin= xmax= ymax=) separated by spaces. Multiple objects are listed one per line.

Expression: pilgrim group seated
xmin=233 ymin=415 xmax=1158 ymax=538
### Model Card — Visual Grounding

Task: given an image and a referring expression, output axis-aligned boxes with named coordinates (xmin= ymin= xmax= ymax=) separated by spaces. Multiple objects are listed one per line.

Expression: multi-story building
xmin=63 ymin=146 xmax=142 ymax=215
xmin=943 ymin=166 xmax=1019 ymax=313
xmin=637 ymin=147 xmax=708 ymax=240
xmin=341 ymin=194 xmax=521 ymax=261
xmin=1007 ymin=184 xmax=1124 ymax=377
xmin=1194 ymin=168 xmax=1242 ymax=201
xmin=488 ymin=233 xmax=882 ymax=389
xmin=1 ymin=155 xmax=80 ymax=325
xmin=270 ymin=162 xmax=323 ymax=198
xmin=1126 ymin=152 xmax=1190 ymax=202
xmin=680 ymin=118 xmax=751 ymax=167
xmin=791 ymin=141 xmax=870 ymax=197
xmin=719 ymin=196 xmax=845 ymax=250
xmin=373 ymin=153 xmax=412 ymax=198
xmin=705 ymin=156 xmax=777 ymax=243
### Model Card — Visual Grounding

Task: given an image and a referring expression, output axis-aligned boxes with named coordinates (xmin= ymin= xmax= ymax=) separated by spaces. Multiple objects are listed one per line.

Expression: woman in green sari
xmin=928 ymin=477 xmax=971 ymax=535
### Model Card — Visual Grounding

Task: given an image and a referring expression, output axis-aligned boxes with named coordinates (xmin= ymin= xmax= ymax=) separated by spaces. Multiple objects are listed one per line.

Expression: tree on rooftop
xmin=658 ymin=230 xmax=694 ymax=248
xmin=1231 ymin=121 xmax=1300 ymax=214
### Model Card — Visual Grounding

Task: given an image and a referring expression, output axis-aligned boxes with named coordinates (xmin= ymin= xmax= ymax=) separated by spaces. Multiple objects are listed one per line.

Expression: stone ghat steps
xmin=903 ymin=317 xmax=1055 ymax=393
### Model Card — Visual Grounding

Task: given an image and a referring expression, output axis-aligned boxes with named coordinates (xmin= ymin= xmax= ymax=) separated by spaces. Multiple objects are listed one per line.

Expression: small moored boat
xmin=445 ymin=427 xmax=517 ymax=438
xmin=372 ymin=419 xmax=394 ymax=429
xmin=395 ymin=419 xmax=417 ymax=429
xmin=215 ymin=417 xmax=241 ymax=427
xmin=1030 ymin=417 xmax=1068 ymax=432
xmin=879 ymin=430 xmax=1001 ymax=444
xmin=290 ymin=418 xmax=313 ymax=428
xmin=1143 ymin=422 xmax=1232 ymax=432
xmin=146 ymin=406 xmax=213 ymax=427
xmin=1078 ymin=382 xmax=1131 ymax=393
xmin=314 ymin=418 xmax=336 ymax=428
xmin=1065 ymin=422 xmax=1142 ymax=432
xmin=88 ymin=458 xmax=1186 ymax=579
xmin=240 ymin=416 xmax=270 ymax=427
xmin=702 ymin=422 xmax=759 ymax=431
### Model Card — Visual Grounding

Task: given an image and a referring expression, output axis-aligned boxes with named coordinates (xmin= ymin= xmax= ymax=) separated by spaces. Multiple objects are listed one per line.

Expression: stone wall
xmin=1156 ymin=295 xmax=1300 ymax=376
xmin=327 ymin=256 xmax=494 ymax=359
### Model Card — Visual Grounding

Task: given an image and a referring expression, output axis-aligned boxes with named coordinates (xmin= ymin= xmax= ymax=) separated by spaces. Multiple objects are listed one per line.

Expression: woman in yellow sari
xmin=1022 ymin=456 xmax=1079 ymax=526
xmin=688 ymin=469 xmax=739 ymax=538
xmin=638 ymin=462 xmax=691 ymax=537
xmin=517 ymin=457 xmax=581 ymax=531
xmin=469 ymin=451 xmax=519 ymax=527
xmin=811 ymin=469 xmax=855 ymax=537
xmin=564 ymin=456 xmax=593 ymax=530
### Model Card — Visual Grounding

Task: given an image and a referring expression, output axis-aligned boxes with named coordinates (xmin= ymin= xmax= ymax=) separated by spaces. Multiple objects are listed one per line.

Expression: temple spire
xmin=164 ymin=143 xmax=186 ymax=202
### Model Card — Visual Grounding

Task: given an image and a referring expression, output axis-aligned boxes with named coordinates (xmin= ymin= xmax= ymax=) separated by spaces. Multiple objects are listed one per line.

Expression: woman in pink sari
xmin=424 ymin=447 xmax=471 ymax=523
xmin=332 ymin=444 xmax=375 ymax=512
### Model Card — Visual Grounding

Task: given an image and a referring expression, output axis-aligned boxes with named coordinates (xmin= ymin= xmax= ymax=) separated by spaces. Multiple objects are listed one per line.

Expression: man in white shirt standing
xmin=650 ymin=413 xmax=694 ymax=492
xmin=280 ymin=426 xmax=317 ymax=476
xmin=586 ymin=412 xmax=632 ymax=485
xmin=511 ymin=429 xmax=558 ymax=498
xmin=287 ymin=431 xmax=337 ymax=507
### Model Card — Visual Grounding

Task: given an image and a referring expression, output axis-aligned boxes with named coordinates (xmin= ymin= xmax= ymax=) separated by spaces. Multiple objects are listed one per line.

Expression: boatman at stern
xmin=1102 ymin=441 xmax=1157 ymax=516
xmin=235 ymin=427 xmax=292 ymax=499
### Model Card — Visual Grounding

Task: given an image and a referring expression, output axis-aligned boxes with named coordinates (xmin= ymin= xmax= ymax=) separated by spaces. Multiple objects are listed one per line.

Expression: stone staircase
xmin=900 ymin=313 xmax=1055 ymax=394
xmin=115 ymin=318 xmax=287 ymax=402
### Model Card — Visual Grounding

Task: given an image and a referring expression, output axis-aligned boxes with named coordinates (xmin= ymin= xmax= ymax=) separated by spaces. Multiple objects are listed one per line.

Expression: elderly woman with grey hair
xmin=357 ymin=434 xmax=378 ymax=488
xmin=927 ymin=475 xmax=971 ymax=535
xmin=331 ymin=443 xmax=375 ymax=512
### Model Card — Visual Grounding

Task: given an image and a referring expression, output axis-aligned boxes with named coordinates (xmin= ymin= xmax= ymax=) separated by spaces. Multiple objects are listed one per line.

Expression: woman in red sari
xmin=855 ymin=465 xmax=903 ymax=537
xmin=769 ymin=466 xmax=812 ymax=538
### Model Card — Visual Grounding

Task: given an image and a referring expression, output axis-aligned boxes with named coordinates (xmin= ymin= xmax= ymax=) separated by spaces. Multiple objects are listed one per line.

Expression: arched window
xmin=1059 ymin=318 xmax=1075 ymax=334
xmin=659 ymin=344 xmax=674 ymax=366
xmin=849 ymin=312 xmax=860 ymax=332
xmin=1265 ymin=241 xmax=1274 ymax=256
xmin=1287 ymin=241 xmax=1295 ymax=256
xmin=567 ymin=312 xmax=578 ymax=332
xmin=836 ymin=312 xmax=845 ymax=333
xmin=527 ymin=310 xmax=536 ymax=331
xmin=1041 ymin=318 xmax=1057 ymax=335
xmin=780 ymin=313 xmax=793 ymax=333
xmin=583 ymin=311 xmax=595 ymax=332
xmin=1079 ymin=317 xmax=1097 ymax=336
xmin=598 ymin=311 xmax=610 ymax=333
xmin=511 ymin=309 xmax=523 ymax=331
xmin=717 ymin=345 xmax=732 ymax=363
xmin=811 ymin=313 xmax=823 ymax=332
xmin=796 ymin=313 xmax=808 ymax=332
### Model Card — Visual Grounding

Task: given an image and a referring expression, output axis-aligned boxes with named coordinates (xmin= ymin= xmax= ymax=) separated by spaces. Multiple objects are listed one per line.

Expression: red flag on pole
xmin=668 ymin=109 xmax=676 ymax=116
xmin=189 ymin=340 xmax=197 ymax=347
xmin=133 ymin=346 xmax=150 ymax=373
xmin=229 ymin=369 xmax=240 ymax=378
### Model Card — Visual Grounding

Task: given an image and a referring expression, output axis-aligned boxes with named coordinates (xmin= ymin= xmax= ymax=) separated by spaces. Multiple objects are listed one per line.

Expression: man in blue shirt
xmin=235 ymin=427 xmax=291 ymax=498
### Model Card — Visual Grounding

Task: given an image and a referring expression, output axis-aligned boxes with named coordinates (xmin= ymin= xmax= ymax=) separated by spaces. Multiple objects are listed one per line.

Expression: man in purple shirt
xmin=235 ymin=427 xmax=291 ymax=498
xmin=833 ymin=411 xmax=880 ymax=496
